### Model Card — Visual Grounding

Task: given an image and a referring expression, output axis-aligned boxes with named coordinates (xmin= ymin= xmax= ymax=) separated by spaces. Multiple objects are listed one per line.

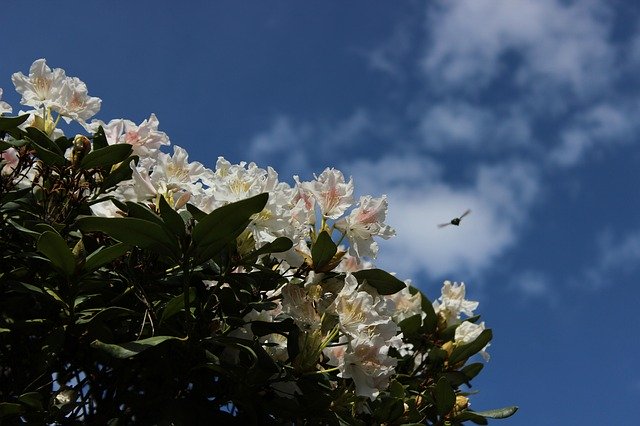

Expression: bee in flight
xmin=438 ymin=209 xmax=471 ymax=228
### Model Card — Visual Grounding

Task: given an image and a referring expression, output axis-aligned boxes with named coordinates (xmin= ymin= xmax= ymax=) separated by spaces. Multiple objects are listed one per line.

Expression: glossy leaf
xmin=434 ymin=377 xmax=456 ymax=416
xmin=83 ymin=242 xmax=130 ymax=273
xmin=243 ymin=237 xmax=293 ymax=263
xmin=18 ymin=392 xmax=43 ymax=410
xmin=449 ymin=329 xmax=492 ymax=365
xmin=100 ymin=156 xmax=138 ymax=190
xmin=474 ymin=406 xmax=518 ymax=419
xmin=91 ymin=335 xmax=185 ymax=359
xmin=0 ymin=402 xmax=23 ymax=417
xmin=0 ymin=114 xmax=29 ymax=130
xmin=92 ymin=125 xmax=109 ymax=150
xmin=158 ymin=195 xmax=186 ymax=239
xmin=30 ymin=139 xmax=67 ymax=166
xmin=191 ymin=193 xmax=268 ymax=261
xmin=311 ymin=231 xmax=337 ymax=270
xmin=76 ymin=216 xmax=178 ymax=257
xmin=160 ymin=288 xmax=195 ymax=323
xmin=80 ymin=143 xmax=132 ymax=169
xmin=352 ymin=269 xmax=405 ymax=295
xmin=37 ymin=231 xmax=76 ymax=277
xmin=124 ymin=201 xmax=164 ymax=226
xmin=26 ymin=126 xmax=62 ymax=155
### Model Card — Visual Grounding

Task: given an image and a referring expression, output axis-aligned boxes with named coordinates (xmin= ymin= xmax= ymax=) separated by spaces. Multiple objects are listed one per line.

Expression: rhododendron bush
xmin=0 ymin=60 xmax=517 ymax=424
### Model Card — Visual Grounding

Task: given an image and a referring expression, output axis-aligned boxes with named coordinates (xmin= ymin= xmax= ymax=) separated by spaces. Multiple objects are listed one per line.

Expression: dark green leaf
xmin=473 ymin=406 xmax=518 ymax=419
xmin=250 ymin=318 xmax=295 ymax=337
xmin=92 ymin=125 xmax=109 ymax=150
xmin=0 ymin=402 xmax=23 ymax=417
xmin=37 ymin=231 xmax=76 ymax=277
xmin=83 ymin=242 xmax=130 ymax=273
xmin=30 ymin=139 xmax=67 ymax=165
xmin=352 ymin=269 xmax=405 ymax=295
xmin=158 ymin=194 xmax=186 ymax=239
xmin=76 ymin=306 xmax=136 ymax=325
xmin=449 ymin=329 xmax=492 ymax=365
xmin=186 ymin=203 xmax=207 ymax=221
xmin=455 ymin=411 xmax=488 ymax=425
xmin=18 ymin=392 xmax=43 ymax=410
xmin=100 ymin=156 xmax=138 ymax=190
xmin=124 ymin=201 xmax=164 ymax=226
xmin=399 ymin=314 xmax=422 ymax=336
xmin=311 ymin=231 xmax=337 ymax=270
xmin=26 ymin=126 xmax=62 ymax=155
xmin=54 ymin=135 xmax=72 ymax=152
xmin=91 ymin=336 xmax=185 ymax=359
xmin=243 ymin=237 xmax=293 ymax=263
xmin=461 ymin=363 xmax=484 ymax=381
xmin=0 ymin=114 xmax=29 ymax=130
xmin=160 ymin=288 xmax=195 ymax=323
xmin=0 ymin=187 xmax=31 ymax=204
xmin=434 ymin=377 xmax=456 ymax=416
xmin=421 ymin=291 xmax=438 ymax=334
xmin=191 ymin=193 xmax=268 ymax=261
xmin=76 ymin=216 xmax=178 ymax=257
xmin=80 ymin=143 xmax=132 ymax=169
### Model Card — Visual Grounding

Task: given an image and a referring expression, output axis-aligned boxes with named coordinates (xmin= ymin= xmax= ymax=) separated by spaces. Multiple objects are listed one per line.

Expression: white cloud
xmin=582 ymin=229 xmax=640 ymax=290
xmin=551 ymin=102 xmax=638 ymax=166
xmin=348 ymin=157 xmax=540 ymax=281
xmin=247 ymin=110 xmax=374 ymax=179
xmin=422 ymin=0 xmax=614 ymax=100
xmin=418 ymin=102 xmax=532 ymax=151
xmin=510 ymin=270 xmax=556 ymax=303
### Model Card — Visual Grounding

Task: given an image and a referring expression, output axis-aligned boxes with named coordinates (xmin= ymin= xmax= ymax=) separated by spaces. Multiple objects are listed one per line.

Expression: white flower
xmin=0 ymin=148 xmax=19 ymax=176
xmin=11 ymin=59 xmax=66 ymax=109
xmin=83 ymin=118 xmax=125 ymax=145
xmin=301 ymin=168 xmax=354 ymax=219
xmin=83 ymin=115 xmax=169 ymax=159
xmin=0 ymin=88 xmax=12 ymax=115
xmin=56 ymin=77 xmax=101 ymax=123
xmin=337 ymin=335 xmax=398 ymax=400
xmin=433 ymin=281 xmax=479 ymax=326
xmin=386 ymin=283 xmax=423 ymax=323
xmin=281 ymin=283 xmax=321 ymax=330
xmin=454 ymin=321 xmax=490 ymax=361
xmin=335 ymin=195 xmax=395 ymax=259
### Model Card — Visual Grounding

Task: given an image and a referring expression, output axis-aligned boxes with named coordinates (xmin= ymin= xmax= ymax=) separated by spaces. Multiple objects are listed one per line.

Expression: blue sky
xmin=3 ymin=1 xmax=640 ymax=423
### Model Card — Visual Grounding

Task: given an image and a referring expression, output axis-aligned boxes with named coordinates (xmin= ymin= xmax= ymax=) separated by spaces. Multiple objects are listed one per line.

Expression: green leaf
xmin=186 ymin=203 xmax=207 ymax=221
xmin=0 ymin=114 xmax=29 ymax=131
xmin=352 ymin=269 xmax=405 ymax=295
xmin=311 ymin=231 xmax=337 ymax=270
xmin=37 ymin=231 xmax=76 ymax=277
xmin=461 ymin=362 xmax=484 ymax=381
xmin=80 ymin=143 xmax=132 ymax=169
xmin=158 ymin=195 xmax=186 ymax=239
xmin=398 ymin=314 xmax=422 ymax=336
xmin=455 ymin=411 xmax=488 ymax=425
xmin=76 ymin=216 xmax=178 ymax=258
xmin=160 ymin=288 xmax=196 ymax=323
xmin=449 ymin=329 xmax=492 ymax=365
xmin=124 ymin=201 xmax=164 ymax=226
xmin=100 ymin=156 xmax=138 ymax=190
xmin=91 ymin=335 xmax=185 ymax=359
xmin=243 ymin=237 xmax=293 ymax=263
xmin=421 ymin=291 xmax=438 ymax=333
xmin=30 ymin=139 xmax=67 ymax=165
xmin=83 ymin=242 xmax=130 ymax=273
xmin=473 ymin=406 xmax=518 ymax=419
xmin=92 ymin=125 xmax=109 ymax=150
xmin=18 ymin=392 xmax=43 ymax=410
xmin=0 ymin=402 xmax=23 ymax=417
xmin=0 ymin=328 xmax=9 ymax=334
xmin=191 ymin=193 xmax=268 ymax=261
xmin=434 ymin=377 xmax=456 ymax=416
xmin=26 ymin=126 xmax=62 ymax=154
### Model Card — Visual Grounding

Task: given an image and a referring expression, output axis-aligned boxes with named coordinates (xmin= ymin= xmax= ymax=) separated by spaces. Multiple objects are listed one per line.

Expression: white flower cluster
xmin=0 ymin=59 xmax=490 ymax=402
xmin=433 ymin=281 xmax=490 ymax=361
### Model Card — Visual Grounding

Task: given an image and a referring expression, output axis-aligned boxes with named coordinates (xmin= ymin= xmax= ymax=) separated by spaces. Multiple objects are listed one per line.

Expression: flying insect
xmin=438 ymin=209 xmax=471 ymax=228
